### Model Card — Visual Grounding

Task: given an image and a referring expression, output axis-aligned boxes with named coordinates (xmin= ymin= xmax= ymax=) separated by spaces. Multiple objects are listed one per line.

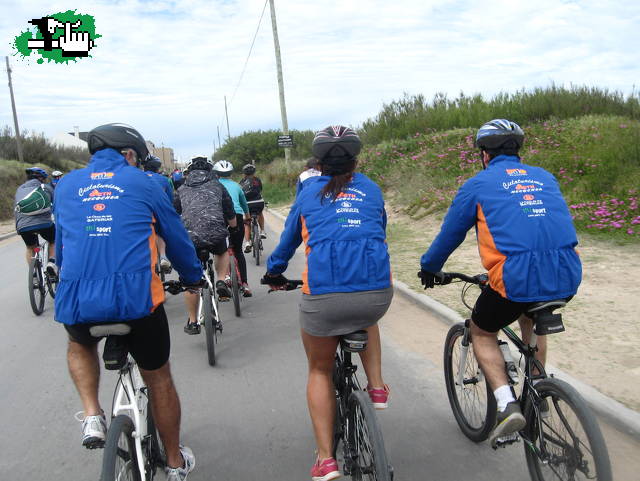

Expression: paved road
xmin=0 ymin=223 xmax=636 ymax=480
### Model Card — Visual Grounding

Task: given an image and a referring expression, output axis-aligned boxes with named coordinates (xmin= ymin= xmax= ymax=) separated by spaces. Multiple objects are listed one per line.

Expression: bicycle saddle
xmin=89 ymin=323 xmax=132 ymax=337
xmin=526 ymin=300 xmax=567 ymax=314
xmin=197 ymin=248 xmax=210 ymax=263
xmin=526 ymin=300 xmax=566 ymax=336
xmin=341 ymin=330 xmax=368 ymax=353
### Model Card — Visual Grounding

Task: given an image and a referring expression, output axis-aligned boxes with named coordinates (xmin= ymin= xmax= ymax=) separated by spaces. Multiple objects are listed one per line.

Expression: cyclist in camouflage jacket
xmin=174 ymin=156 xmax=237 ymax=333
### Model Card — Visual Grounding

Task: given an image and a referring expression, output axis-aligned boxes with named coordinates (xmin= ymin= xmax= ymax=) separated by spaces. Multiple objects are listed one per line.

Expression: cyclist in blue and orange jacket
xmin=419 ymin=119 xmax=582 ymax=447
xmin=264 ymin=126 xmax=393 ymax=481
xmin=53 ymin=123 xmax=202 ymax=481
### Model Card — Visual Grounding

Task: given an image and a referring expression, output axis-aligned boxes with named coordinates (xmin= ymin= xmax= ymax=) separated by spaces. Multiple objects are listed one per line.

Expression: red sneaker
xmin=311 ymin=457 xmax=341 ymax=481
xmin=367 ymin=384 xmax=390 ymax=409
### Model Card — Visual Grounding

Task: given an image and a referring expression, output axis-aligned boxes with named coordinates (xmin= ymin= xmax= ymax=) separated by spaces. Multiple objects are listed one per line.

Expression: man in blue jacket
xmin=54 ymin=123 xmax=202 ymax=481
xmin=419 ymin=119 xmax=581 ymax=446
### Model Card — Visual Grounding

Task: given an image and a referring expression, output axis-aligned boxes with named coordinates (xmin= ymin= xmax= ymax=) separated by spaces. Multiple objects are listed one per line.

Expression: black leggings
xmin=230 ymin=214 xmax=248 ymax=283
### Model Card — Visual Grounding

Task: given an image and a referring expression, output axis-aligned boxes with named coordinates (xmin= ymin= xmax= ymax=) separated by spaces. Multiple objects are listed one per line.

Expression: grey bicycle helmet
xmin=312 ymin=126 xmax=361 ymax=165
xmin=87 ymin=123 xmax=149 ymax=161
xmin=242 ymin=164 xmax=256 ymax=175
xmin=475 ymin=119 xmax=524 ymax=150
xmin=142 ymin=155 xmax=162 ymax=172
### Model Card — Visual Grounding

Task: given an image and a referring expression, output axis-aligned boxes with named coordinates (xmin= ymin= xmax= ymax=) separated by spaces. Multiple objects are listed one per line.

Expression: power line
xmin=217 ymin=0 xmax=269 ymax=143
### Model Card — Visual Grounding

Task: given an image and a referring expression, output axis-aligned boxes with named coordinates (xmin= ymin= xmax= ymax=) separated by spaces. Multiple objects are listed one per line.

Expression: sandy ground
xmin=271 ymin=203 xmax=640 ymax=412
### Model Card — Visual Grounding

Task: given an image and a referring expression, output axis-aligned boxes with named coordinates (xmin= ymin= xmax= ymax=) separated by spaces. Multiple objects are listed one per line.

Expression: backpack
xmin=15 ymin=184 xmax=52 ymax=216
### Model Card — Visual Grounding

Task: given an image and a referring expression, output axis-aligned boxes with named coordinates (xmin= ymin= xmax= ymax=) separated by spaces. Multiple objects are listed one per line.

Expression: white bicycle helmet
xmin=51 ymin=170 xmax=63 ymax=178
xmin=213 ymin=160 xmax=234 ymax=177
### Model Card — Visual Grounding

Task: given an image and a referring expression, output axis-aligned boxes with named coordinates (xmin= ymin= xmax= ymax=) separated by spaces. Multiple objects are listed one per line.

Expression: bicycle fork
xmin=456 ymin=325 xmax=484 ymax=388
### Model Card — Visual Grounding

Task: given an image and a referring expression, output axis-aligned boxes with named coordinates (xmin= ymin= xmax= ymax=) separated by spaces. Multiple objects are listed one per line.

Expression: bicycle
xmin=227 ymin=246 xmax=243 ymax=317
xmin=27 ymin=241 xmax=58 ymax=315
xmin=262 ymin=278 xmax=393 ymax=480
xmin=96 ymin=323 xmax=165 ymax=481
xmin=248 ymin=211 xmax=264 ymax=266
xmin=167 ymin=250 xmax=222 ymax=366
xmin=437 ymin=272 xmax=611 ymax=481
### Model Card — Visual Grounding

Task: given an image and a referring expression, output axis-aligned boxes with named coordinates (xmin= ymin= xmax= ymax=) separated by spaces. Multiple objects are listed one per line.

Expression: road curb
xmin=0 ymin=231 xmax=17 ymax=241
xmin=267 ymin=207 xmax=640 ymax=439
xmin=393 ymin=279 xmax=640 ymax=440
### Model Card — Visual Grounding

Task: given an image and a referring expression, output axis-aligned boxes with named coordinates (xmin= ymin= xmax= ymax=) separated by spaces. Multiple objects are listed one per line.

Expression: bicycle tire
xmin=345 ymin=390 xmax=392 ymax=481
xmin=229 ymin=254 xmax=241 ymax=317
xmin=253 ymin=222 xmax=261 ymax=266
xmin=100 ymin=414 xmax=141 ymax=481
xmin=523 ymin=378 xmax=612 ymax=481
xmin=28 ymin=258 xmax=45 ymax=315
xmin=443 ymin=322 xmax=496 ymax=442
xmin=202 ymin=286 xmax=216 ymax=366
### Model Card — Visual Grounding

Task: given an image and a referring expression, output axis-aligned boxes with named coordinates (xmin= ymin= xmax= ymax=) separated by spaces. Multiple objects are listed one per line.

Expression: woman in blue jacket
xmin=265 ymin=126 xmax=393 ymax=480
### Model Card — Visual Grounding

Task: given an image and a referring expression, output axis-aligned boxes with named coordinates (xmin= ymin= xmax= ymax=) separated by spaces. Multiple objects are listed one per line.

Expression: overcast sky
xmin=1 ymin=0 xmax=638 ymax=161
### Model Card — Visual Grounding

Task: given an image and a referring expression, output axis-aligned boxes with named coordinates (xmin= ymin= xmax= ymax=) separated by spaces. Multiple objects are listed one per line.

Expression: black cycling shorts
xmin=247 ymin=201 xmax=265 ymax=215
xmin=19 ymin=225 xmax=55 ymax=247
xmin=194 ymin=237 xmax=229 ymax=259
xmin=471 ymin=286 xmax=572 ymax=333
xmin=64 ymin=304 xmax=170 ymax=371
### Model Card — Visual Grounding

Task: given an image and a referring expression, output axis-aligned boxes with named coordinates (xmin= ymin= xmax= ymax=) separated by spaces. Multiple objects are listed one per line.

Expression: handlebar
xmin=435 ymin=272 xmax=488 ymax=286
xmin=259 ymin=278 xmax=303 ymax=293
xmin=163 ymin=279 xmax=205 ymax=295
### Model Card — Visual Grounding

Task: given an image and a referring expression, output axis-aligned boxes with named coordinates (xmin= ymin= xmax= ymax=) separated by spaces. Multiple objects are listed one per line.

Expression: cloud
xmin=0 ymin=0 xmax=638 ymax=159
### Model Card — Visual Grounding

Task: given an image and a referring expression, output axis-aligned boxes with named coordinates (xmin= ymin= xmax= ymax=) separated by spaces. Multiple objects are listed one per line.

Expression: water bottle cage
xmin=533 ymin=310 xmax=565 ymax=335
xmin=103 ymin=336 xmax=129 ymax=371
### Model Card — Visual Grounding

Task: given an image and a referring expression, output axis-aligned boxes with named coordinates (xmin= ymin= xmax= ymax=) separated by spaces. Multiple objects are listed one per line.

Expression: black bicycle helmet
xmin=87 ymin=123 xmax=149 ymax=161
xmin=312 ymin=126 xmax=362 ymax=165
xmin=142 ymin=155 xmax=162 ymax=172
xmin=186 ymin=155 xmax=213 ymax=172
xmin=475 ymin=119 xmax=524 ymax=150
xmin=242 ymin=164 xmax=256 ymax=175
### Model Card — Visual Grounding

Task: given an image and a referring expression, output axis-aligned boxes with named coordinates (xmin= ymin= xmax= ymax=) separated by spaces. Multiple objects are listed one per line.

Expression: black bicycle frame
xmin=332 ymin=347 xmax=361 ymax=460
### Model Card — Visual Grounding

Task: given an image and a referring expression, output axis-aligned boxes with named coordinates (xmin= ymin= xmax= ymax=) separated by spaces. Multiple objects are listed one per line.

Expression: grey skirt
xmin=299 ymin=287 xmax=394 ymax=337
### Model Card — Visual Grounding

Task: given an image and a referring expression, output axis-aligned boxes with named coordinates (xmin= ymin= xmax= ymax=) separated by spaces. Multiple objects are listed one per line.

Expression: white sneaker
xmin=165 ymin=445 xmax=195 ymax=481
xmin=160 ymin=257 xmax=172 ymax=273
xmin=260 ymin=231 xmax=267 ymax=239
xmin=80 ymin=412 xmax=107 ymax=449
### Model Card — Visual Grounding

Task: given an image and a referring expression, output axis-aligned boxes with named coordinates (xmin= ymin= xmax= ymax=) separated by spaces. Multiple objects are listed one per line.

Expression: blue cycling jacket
xmin=145 ymin=171 xmax=174 ymax=204
xmin=268 ymin=173 xmax=391 ymax=295
xmin=53 ymin=148 xmax=202 ymax=325
xmin=421 ymin=155 xmax=581 ymax=302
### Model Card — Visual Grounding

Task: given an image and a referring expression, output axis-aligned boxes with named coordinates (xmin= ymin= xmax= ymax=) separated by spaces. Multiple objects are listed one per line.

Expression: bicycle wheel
xmin=28 ymin=258 xmax=46 ymax=315
xmin=345 ymin=390 xmax=392 ymax=481
xmin=253 ymin=223 xmax=261 ymax=266
xmin=100 ymin=414 xmax=141 ymax=481
xmin=202 ymin=286 xmax=216 ymax=366
xmin=523 ymin=378 xmax=612 ymax=481
xmin=443 ymin=322 xmax=496 ymax=441
xmin=229 ymin=254 xmax=241 ymax=317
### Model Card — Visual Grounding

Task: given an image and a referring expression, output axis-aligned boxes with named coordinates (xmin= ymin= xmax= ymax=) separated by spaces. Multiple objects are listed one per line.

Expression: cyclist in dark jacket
xmin=240 ymin=164 xmax=266 ymax=250
xmin=14 ymin=167 xmax=56 ymax=272
xmin=174 ymin=155 xmax=237 ymax=334
xmin=419 ymin=119 xmax=582 ymax=447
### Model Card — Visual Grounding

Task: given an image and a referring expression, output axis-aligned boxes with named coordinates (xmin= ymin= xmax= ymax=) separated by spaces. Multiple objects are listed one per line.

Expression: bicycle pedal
xmin=493 ymin=433 xmax=520 ymax=448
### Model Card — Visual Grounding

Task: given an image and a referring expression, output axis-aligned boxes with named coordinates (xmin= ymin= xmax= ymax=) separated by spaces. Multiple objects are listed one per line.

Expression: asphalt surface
xmin=0 ymin=224 xmax=632 ymax=480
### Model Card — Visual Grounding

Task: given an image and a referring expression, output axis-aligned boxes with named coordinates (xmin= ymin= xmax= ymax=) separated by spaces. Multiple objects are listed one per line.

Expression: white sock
xmin=494 ymin=385 xmax=515 ymax=412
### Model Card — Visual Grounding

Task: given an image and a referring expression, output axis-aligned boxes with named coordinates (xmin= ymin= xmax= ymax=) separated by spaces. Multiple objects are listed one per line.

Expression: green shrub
xmin=213 ymin=129 xmax=314 ymax=166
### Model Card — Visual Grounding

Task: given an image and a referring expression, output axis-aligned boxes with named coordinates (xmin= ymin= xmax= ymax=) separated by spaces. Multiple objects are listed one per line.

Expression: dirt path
xmin=271 ymin=204 xmax=640 ymax=412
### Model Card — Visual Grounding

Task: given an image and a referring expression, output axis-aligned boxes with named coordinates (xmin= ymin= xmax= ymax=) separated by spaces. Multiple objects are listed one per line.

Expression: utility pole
xmin=224 ymin=96 xmax=231 ymax=141
xmin=268 ymin=0 xmax=291 ymax=166
xmin=5 ymin=56 xmax=24 ymax=163
xmin=217 ymin=125 xmax=221 ymax=147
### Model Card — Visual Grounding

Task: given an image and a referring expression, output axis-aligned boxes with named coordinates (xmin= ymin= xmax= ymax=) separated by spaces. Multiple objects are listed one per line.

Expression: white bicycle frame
xmin=197 ymin=262 xmax=220 ymax=326
xmin=111 ymin=357 xmax=150 ymax=481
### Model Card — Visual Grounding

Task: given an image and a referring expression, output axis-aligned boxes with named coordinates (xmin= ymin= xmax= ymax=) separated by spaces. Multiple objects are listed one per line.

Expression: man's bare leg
xmin=67 ymin=340 xmax=102 ymax=416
